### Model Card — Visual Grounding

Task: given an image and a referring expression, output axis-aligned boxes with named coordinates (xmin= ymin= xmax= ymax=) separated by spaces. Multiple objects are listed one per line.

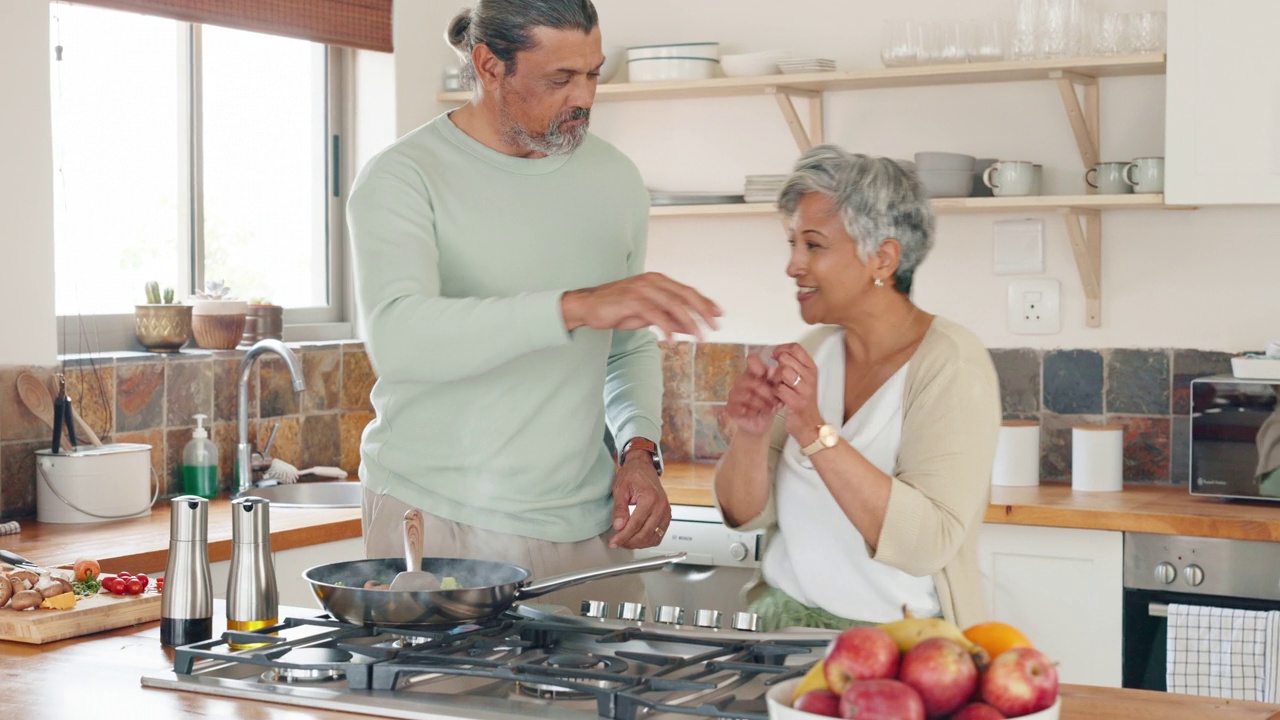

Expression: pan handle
xmin=516 ymin=552 xmax=687 ymax=600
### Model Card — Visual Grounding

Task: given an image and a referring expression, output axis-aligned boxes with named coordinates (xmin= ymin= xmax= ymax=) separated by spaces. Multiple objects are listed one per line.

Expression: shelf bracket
xmin=1062 ymin=208 xmax=1102 ymax=327
xmin=1050 ymin=70 xmax=1100 ymax=173
xmin=766 ymin=87 xmax=824 ymax=153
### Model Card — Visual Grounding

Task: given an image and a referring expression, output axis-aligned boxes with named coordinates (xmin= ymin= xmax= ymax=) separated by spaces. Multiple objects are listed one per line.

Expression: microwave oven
xmin=1190 ymin=375 xmax=1280 ymax=500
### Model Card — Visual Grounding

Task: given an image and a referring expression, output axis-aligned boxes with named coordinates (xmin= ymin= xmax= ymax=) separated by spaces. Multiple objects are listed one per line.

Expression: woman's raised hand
xmin=773 ymin=343 xmax=823 ymax=439
xmin=725 ymin=354 xmax=780 ymax=436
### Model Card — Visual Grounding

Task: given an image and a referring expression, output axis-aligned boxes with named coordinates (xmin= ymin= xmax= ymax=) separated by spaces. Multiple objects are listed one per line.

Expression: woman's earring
xmin=874 ymin=277 xmax=884 ymax=288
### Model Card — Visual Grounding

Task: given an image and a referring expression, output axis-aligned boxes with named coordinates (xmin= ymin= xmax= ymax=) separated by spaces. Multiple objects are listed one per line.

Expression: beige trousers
xmin=361 ymin=487 xmax=645 ymax=612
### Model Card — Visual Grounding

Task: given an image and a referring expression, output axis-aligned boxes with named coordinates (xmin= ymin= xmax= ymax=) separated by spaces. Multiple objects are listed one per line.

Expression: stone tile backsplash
xmin=0 ymin=343 xmax=373 ymax=520
xmin=661 ymin=343 xmax=1235 ymax=486
xmin=0 ymin=340 xmax=1239 ymax=520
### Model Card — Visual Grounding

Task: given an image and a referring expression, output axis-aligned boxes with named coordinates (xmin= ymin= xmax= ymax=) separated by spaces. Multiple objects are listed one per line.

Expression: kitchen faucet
xmin=236 ymin=339 xmax=305 ymax=495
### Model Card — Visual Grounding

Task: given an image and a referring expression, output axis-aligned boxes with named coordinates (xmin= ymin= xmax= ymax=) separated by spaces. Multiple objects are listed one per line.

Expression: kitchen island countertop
xmin=8 ymin=464 xmax=1280 ymax=576
xmin=1 ymin=605 xmax=1277 ymax=720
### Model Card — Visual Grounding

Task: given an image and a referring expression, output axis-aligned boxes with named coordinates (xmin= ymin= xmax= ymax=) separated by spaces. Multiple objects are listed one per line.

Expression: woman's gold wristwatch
xmin=800 ymin=424 xmax=839 ymax=457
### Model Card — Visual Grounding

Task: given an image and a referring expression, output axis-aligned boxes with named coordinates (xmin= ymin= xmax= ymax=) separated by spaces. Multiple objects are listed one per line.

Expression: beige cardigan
xmin=717 ymin=316 xmax=1001 ymax=629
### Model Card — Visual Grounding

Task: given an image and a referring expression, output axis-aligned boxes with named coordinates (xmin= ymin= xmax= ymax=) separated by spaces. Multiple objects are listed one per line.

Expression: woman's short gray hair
xmin=447 ymin=0 xmax=599 ymax=88
xmin=777 ymin=145 xmax=935 ymax=295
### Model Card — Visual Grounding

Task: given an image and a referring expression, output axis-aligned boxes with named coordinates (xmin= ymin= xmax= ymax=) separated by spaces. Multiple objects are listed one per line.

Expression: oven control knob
xmin=581 ymin=600 xmax=609 ymax=619
xmin=616 ymin=602 xmax=646 ymax=622
xmin=655 ymin=605 xmax=685 ymax=625
xmin=729 ymin=542 xmax=749 ymax=562
xmin=731 ymin=612 xmax=761 ymax=632
xmin=1154 ymin=562 xmax=1177 ymax=585
xmin=693 ymin=609 xmax=722 ymax=629
xmin=1184 ymin=564 xmax=1205 ymax=587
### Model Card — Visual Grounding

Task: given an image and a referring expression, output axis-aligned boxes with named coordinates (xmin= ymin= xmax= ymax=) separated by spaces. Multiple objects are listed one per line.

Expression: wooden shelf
xmin=649 ymin=194 xmax=1186 ymax=218
xmin=436 ymin=54 xmax=1164 ymax=104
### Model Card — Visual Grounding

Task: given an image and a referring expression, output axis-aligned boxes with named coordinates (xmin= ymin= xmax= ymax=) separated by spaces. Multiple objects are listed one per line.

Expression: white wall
xmin=0 ymin=0 xmax=57 ymax=365
xmin=406 ymin=0 xmax=1277 ymax=351
xmin=2 ymin=0 xmax=1273 ymax=364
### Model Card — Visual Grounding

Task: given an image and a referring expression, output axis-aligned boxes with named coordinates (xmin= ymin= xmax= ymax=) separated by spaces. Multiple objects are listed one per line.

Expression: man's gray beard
xmin=499 ymin=106 xmax=590 ymax=156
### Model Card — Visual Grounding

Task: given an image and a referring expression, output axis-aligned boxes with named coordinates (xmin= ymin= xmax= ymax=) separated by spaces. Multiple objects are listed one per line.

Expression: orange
xmin=792 ymin=659 xmax=828 ymax=701
xmin=962 ymin=621 xmax=1033 ymax=659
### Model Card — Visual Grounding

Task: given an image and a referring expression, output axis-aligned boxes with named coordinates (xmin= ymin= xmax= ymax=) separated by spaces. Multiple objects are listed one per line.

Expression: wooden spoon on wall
xmin=15 ymin=372 xmax=104 ymax=448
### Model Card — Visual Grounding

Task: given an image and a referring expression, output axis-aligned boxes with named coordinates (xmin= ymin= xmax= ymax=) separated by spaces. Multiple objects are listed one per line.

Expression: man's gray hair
xmin=447 ymin=0 xmax=599 ymax=87
xmin=777 ymin=145 xmax=935 ymax=295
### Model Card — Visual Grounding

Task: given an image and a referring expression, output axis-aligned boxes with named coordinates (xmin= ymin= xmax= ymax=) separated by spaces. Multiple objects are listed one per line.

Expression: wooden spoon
xmin=15 ymin=372 xmax=104 ymax=448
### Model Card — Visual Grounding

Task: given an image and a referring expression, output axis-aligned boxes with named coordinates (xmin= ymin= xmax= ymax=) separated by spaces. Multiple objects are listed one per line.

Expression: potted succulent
xmin=135 ymin=281 xmax=192 ymax=353
xmin=190 ymin=280 xmax=249 ymax=350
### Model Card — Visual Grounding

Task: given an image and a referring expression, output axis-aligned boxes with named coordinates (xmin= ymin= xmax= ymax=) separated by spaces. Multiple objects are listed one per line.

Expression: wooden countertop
xmin=8 ymin=464 xmax=1280 ymax=578
xmin=1 ymin=606 xmax=1276 ymax=720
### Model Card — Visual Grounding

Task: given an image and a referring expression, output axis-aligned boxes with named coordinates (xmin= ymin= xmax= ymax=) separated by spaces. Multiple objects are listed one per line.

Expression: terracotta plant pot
xmin=134 ymin=304 xmax=193 ymax=353
xmin=191 ymin=300 xmax=248 ymax=350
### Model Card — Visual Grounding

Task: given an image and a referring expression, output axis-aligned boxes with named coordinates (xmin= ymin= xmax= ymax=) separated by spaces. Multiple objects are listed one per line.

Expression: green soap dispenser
xmin=182 ymin=414 xmax=219 ymax=499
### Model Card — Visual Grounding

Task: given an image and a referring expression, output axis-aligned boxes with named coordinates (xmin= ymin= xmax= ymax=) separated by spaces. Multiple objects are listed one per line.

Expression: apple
xmin=897 ymin=637 xmax=979 ymax=717
xmin=951 ymin=702 xmax=1007 ymax=720
xmin=838 ymin=679 xmax=926 ymax=720
xmin=823 ymin=627 xmax=900 ymax=694
xmin=793 ymin=689 xmax=842 ymax=717
xmin=980 ymin=647 xmax=1058 ymax=717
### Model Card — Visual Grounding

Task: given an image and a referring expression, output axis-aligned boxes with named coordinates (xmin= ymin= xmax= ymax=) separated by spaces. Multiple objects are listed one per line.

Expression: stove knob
xmin=616 ymin=602 xmax=646 ymax=622
xmin=581 ymin=600 xmax=609 ymax=619
xmin=731 ymin=612 xmax=761 ymax=632
xmin=655 ymin=605 xmax=685 ymax=625
xmin=1184 ymin=564 xmax=1205 ymax=587
xmin=1154 ymin=562 xmax=1176 ymax=585
xmin=693 ymin=609 xmax=722 ymax=629
xmin=729 ymin=542 xmax=749 ymax=562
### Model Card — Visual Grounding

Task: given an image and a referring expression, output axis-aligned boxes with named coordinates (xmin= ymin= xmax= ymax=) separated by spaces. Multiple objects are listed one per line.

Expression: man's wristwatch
xmin=621 ymin=437 xmax=664 ymax=476
xmin=800 ymin=424 xmax=839 ymax=457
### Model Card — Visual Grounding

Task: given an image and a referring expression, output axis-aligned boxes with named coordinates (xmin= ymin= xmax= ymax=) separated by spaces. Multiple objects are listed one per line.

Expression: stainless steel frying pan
xmin=303 ymin=552 xmax=685 ymax=628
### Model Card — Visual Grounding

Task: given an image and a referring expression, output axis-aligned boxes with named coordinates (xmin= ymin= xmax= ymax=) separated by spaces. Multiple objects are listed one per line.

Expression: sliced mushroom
xmin=9 ymin=589 xmax=43 ymax=611
xmin=0 ymin=577 xmax=11 ymax=608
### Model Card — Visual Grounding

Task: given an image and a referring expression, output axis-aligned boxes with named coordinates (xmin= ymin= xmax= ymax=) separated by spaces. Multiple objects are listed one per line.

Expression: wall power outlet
xmin=1007 ymin=279 xmax=1061 ymax=334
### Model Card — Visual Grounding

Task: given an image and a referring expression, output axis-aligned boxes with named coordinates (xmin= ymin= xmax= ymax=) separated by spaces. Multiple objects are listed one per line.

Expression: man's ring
xmin=654 ymin=526 xmax=665 ymax=537
xmin=791 ymin=375 xmax=801 ymax=387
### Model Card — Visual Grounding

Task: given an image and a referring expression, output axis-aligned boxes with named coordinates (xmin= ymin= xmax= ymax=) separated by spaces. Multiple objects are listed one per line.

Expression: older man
xmin=346 ymin=0 xmax=718 ymax=609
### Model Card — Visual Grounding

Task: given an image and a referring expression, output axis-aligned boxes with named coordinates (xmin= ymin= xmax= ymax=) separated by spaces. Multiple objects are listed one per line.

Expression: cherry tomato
xmin=110 ymin=578 xmax=128 ymax=595
xmin=117 ymin=571 xmax=132 ymax=579
xmin=125 ymin=578 xmax=143 ymax=595
xmin=135 ymin=574 xmax=149 ymax=589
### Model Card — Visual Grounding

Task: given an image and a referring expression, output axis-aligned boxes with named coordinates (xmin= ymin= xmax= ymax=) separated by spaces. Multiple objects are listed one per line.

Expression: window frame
xmin=54 ymin=17 xmax=350 ymax=355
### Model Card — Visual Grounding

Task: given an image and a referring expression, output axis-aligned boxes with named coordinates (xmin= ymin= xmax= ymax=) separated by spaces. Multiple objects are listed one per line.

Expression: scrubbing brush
xmin=262 ymin=459 xmax=348 ymax=484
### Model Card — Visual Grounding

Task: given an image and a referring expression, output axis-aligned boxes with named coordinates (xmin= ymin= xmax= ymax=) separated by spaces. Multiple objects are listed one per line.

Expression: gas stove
xmin=140 ymin=603 xmax=835 ymax=720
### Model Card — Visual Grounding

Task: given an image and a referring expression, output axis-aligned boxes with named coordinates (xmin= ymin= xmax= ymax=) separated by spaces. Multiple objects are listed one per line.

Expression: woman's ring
xmin=654 ymin=526 xmax=665 ymax=537
xmin=791 ymin=375 xmax=801 ymax=387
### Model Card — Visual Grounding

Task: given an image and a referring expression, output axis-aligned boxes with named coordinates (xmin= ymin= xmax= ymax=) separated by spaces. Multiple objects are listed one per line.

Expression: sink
xmin=235 ymin=482 xmax=361 ymax=508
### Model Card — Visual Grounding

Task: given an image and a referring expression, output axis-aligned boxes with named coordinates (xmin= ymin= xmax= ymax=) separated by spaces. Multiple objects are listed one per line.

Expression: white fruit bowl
xmin=765 ymin=677 xmax=1062 ymax=720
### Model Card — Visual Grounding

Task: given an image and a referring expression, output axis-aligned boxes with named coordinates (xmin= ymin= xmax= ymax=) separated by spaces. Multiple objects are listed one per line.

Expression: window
xmin=50 ymin=2 xmax=343 ymax=343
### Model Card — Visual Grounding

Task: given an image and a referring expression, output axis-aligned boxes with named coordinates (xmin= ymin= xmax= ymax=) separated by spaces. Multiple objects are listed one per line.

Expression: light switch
xmin=993 ymin=219 xmax=1044 ymax=275
xmin=1008 ymin=279 xmax=1061 ymax=334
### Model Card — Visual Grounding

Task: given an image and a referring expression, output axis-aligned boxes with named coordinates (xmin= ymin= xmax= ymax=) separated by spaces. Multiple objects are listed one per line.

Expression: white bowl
xmin=917 ymin=169 xmax=975 ymax=198
xmin=599 ymin=47 xmax=623 ymax=83
xmin=914 ymin=151 xmax=977 ymax=171
xmin=626 ymin=42 xmax=720 ymax=61
xmin=627 ymin=57 xmax=719 ymax=83
xmin=765 ymin=677 xmax=1062 ymax=720
xmin=720 ymin=51 xmax=789 ymax=77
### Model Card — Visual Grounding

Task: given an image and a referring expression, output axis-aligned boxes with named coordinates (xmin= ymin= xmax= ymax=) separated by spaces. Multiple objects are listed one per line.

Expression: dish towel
xmin=0 ymin=521 xmax=19 ymax=535
xmin=1166 ymin=603 xmax=1280 ymax=701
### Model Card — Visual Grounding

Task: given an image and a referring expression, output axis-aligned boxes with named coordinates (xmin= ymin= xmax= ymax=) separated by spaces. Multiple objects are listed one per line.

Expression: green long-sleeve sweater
xmin=346 ymin=112 xmax=661 ymax=542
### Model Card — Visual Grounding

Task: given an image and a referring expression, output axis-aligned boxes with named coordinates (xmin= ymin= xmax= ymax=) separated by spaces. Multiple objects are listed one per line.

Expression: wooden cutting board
xmin=0 ymin=591 xmax=161 ymax=644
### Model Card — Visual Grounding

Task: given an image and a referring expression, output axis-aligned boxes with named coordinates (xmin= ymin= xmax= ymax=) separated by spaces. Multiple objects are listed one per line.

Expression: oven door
xmin=636 ymin=504 xmax=764 ymax=618
xmin=1122 ymin=588 xmax=1280 ymax=691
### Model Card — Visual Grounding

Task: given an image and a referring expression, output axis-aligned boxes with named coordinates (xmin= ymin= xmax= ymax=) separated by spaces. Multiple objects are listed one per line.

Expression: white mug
xmin=1086 ymin=162 xmax=1133 ymax=195
xmin=982 ymin=161 xmax=1036 ymax=197
xmin=1124 ymin=157 xmax=1164 ymax=193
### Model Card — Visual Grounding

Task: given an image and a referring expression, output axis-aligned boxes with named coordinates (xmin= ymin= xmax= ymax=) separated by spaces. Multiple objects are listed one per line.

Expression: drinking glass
xmin=1094 ymin=12 xmax=1130 ymax=56
xmin=1009 ymin=0 xmax=1040 ymax=60
xmin=1040 ymin=0 xmax=1072 ymax=59
xmin=1129 ymin=10 xmax=1166 ymax=53
xmin=967 ymin=18 xmax=1007 ymax=62
xmin=920 ymin=20 xmax=966 ymax=64
xmin=881 ymin=19 xmax=921 ymax=67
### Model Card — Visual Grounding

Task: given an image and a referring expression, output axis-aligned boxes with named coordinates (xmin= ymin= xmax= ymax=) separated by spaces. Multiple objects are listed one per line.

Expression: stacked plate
xmin=649 ymin=190 xmax=745 ymax=207
xmin=777 ymin=57 xmax=837 ymax=74
xmin=744 ymin=175 xmax=788 ymax=203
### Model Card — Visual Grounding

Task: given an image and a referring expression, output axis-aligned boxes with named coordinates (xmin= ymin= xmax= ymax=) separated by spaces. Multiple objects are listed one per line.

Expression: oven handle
xmin=1149 ymin=602 xmax=1169 ymax=617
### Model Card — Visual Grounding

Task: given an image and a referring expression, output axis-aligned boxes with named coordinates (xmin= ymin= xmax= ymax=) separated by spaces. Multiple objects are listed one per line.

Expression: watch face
xmin=819 ymin=425 xmax=838 ymax=446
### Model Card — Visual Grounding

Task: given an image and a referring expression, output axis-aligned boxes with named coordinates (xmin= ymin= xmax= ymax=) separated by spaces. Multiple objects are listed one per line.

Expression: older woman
xmin=715 ymin=145 xmax=1000 ymax=631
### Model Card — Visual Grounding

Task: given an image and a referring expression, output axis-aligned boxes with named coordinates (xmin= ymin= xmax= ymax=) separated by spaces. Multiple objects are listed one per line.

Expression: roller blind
xmin=57 ymin=0 xmax=393 ymax=52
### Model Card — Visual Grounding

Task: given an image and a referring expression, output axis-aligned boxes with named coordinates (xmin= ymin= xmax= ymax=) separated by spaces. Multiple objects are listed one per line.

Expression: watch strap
xmin=621 ymin=437 xmax=664 ymax=475
xmin=800 ymin=424 xmax=838 ymax=457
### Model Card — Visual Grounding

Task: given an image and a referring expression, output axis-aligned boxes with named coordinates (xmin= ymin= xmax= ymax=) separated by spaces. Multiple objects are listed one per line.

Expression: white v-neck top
xmin=760 ymin=330 xmax=941 ymax=622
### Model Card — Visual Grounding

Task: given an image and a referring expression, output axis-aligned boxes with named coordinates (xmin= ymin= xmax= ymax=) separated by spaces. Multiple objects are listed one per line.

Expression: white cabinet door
xmin=273 ymin=538 xmax=364 ymax=610
xmin=978 ymin=524 xmax=1123 ymax=687
xmin=1165 ymin=0 xmax=1280 ymax=204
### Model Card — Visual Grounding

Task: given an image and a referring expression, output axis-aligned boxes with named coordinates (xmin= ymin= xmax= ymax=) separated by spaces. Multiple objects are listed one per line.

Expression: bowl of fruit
xmin=765 ymin=616 xmax=1059 ymax=720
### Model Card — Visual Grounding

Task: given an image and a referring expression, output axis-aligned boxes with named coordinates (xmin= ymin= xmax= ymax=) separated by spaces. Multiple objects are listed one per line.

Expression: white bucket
xmin=35 ymin=443 xmax=159 ymax=524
